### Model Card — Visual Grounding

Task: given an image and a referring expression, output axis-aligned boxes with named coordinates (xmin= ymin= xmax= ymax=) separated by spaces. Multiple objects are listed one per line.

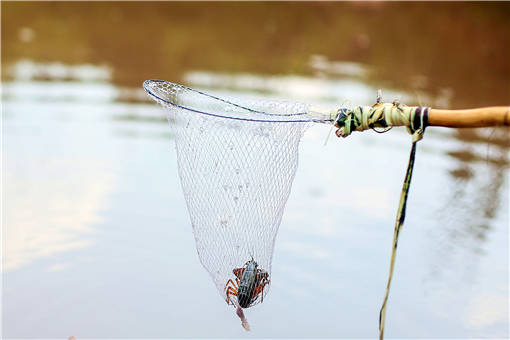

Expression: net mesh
xmin=144 ymin=80 xmax=312 ymax=308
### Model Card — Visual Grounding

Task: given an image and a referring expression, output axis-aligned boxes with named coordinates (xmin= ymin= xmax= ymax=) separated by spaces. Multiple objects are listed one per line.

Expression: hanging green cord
xmin=378 ymin=140 xmax=418 ymax=340
xmin=378 ymin=107 xmax=428 ymax=340
xmin=334 ymin=94 xmax=428 ymax=340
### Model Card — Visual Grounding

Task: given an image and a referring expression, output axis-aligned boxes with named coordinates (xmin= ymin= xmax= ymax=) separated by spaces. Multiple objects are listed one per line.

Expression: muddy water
xmin=2 ymin=2 xmax=508 ymax=338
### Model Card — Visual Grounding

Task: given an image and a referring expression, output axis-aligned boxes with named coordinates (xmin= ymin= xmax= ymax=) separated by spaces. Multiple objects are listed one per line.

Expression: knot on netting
xmin=334 ymin=92 xmax=429 ymax=142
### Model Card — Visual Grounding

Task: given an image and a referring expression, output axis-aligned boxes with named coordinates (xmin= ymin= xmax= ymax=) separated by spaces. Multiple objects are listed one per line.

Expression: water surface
xmin=2 ymin=3 xmax=509 ymax=338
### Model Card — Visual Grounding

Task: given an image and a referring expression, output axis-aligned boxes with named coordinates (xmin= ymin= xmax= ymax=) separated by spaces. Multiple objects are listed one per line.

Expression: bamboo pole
xmin=428 ymin=106 xmax=510 ymax=128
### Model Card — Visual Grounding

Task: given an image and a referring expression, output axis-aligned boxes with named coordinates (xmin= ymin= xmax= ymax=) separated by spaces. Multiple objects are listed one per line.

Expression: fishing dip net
xmin=143 ymin=80 xmax=429 ymax=337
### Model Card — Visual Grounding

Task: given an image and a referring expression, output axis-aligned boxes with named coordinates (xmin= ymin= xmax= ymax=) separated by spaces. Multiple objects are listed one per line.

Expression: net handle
xmin=428 ymin=106 xmax=510 ymax=128
xmin=333 ymin=104 xmax=509 ymax=138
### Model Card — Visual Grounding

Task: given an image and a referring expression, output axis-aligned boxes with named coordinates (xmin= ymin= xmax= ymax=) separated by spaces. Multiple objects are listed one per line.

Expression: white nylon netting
xmin=144 ymin=80 xmax=313 ymax=308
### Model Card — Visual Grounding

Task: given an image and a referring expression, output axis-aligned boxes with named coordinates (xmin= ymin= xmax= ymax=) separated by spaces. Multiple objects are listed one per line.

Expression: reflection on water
xmin=3 ymin=155 xmax=113 ymax=271
xmin=184 ymin=68 xmax=403 ymax=106
xmin=309 ymin=55 xmax=369 ymax=78
xmin=7 ymin=59 xmax=111 ymax=82
xmin=2 ymin=1 xmax=509 ymax=337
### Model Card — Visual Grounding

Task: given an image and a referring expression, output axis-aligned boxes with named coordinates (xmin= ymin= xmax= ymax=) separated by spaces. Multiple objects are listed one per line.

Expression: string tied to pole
xmin=334 ymin=92 xmax=429 ymax=340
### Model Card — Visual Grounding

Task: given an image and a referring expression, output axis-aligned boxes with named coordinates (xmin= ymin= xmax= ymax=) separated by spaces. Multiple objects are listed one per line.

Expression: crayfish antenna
xmin=236 ymin=306 xmax=250 ymax=331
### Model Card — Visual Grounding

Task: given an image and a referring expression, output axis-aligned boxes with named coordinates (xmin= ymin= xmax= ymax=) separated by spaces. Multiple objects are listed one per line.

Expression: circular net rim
xmin=143 ymin=79 xmax=333 ymax=124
